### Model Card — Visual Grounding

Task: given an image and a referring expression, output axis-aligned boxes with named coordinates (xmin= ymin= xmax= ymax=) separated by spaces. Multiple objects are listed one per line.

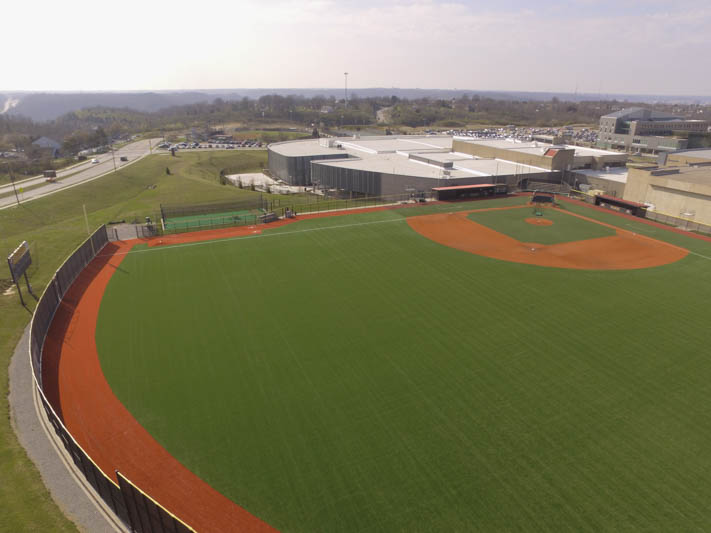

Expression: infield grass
xmin=467 ymin=206 xmax=616 ymax=244
xmin=97 ymin=198 xmax=711 ymax=532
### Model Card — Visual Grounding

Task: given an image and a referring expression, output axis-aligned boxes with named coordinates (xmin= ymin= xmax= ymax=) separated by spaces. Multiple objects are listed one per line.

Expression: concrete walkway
xmin=9 ymin=324 xmax=126 ymax=533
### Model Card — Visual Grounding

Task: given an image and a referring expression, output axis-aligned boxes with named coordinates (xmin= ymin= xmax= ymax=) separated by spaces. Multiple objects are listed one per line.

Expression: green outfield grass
xmin=467 ymin=206 xmax=616 ymax=244
xmin=0 ymin=149 xmax=278 ymax=532
xmin=96 ymin=198 xmax=711 ymax=532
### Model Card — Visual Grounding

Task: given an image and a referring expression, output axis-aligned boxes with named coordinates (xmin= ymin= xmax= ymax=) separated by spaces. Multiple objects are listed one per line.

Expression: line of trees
xmin=2 ymin=94 xmax=710 ymax=157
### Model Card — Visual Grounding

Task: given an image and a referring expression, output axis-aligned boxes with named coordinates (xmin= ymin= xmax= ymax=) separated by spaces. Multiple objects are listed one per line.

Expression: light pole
xmin=344 ymin=72 xmax=348 ymax=108
xmin=107 ymin=132 xmax=117 ymax=172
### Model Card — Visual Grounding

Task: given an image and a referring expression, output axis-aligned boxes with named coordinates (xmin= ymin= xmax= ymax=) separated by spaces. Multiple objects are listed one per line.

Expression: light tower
xmin=344 ymin=72 xmax=348 ymax=107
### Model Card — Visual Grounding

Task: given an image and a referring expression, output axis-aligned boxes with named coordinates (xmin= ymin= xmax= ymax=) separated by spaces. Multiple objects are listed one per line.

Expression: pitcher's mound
xmin=525 ymin=217 xmax=553 ymax=226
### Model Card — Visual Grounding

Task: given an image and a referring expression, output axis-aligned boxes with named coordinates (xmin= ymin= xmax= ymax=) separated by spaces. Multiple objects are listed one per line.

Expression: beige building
xmin=598 ymin=107 xmax=709 ymax=153
xmin=623 ymin=166 xmax=711 ymax=225
xmin=452 ymin=138 xmax=626 ymax=172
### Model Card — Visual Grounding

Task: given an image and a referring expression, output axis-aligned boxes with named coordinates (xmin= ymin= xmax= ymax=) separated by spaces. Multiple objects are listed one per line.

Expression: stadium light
xmin=344 ymin=72 xmax=348 ymax=107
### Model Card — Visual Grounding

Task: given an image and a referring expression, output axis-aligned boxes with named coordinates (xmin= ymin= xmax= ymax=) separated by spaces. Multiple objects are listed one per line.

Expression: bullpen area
xmin=42 ymin=195 xmax=711 ymax=532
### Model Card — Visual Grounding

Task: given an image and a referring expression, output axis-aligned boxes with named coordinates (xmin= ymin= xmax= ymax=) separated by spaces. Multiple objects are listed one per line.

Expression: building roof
xmin=668 ymin=148 xmax=711 ymax=161
xmin=601 ymin=107 xmax=681 ymax=121
xmin=636 ymin=166 xmax=711 ymax=187
xmin=275 ymin=135 xmax=547 ymax=181
xmin=32 ymin=136 xmax=61 ymax=150
xmin=573 ymin=167 xmax=628 ymax=184
xmin=455 ymin=137 xmax=624 ymax=158
xmin=311 ymin=152 xmax=545 ymax=180
xmin=432 ymin=184 xmax=497 ymax=191
xmin=452 ymin=158 xmax=547 ymax=175
xmin=269 ymin=139 xmax=344 ymax=157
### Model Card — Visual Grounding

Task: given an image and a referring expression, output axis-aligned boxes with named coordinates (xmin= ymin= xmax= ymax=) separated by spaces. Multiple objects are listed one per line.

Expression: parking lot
xmin=156 ymin=140 xmax=266 ymax=152
xmin=433 ymin=126 xmax=599 ymax=145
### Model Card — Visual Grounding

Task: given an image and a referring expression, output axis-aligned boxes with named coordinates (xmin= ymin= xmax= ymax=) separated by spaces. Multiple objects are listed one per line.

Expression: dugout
xmin=432 ymin=183 xmax=507 ymax=201
xmin=594 ymin=194 xmax=648 ymax=217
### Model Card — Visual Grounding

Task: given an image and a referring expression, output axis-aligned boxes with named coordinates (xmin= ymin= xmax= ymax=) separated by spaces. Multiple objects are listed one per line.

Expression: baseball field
xmin=49 ymin=195 xmax=711 ymax=531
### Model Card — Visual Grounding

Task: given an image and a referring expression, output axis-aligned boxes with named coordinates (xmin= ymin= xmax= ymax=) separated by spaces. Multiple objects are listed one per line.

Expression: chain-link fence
xmin=29 ymin=226 xmax=194 ymax=533
xmin=644 ymin=211 xmax=711 ymax=235
xmin=155 ymin=192 xmax=436 ymax=235
xmin=273 ymin=191 xmax=433 ymax=217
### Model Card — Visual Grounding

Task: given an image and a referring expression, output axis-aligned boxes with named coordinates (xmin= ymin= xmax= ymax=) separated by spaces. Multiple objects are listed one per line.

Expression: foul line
xmin=101 ymin=217 xmax=409 ymax=257
xmin=103 ymin=204 xmax=711 ymax=263
xmin=621 ymin=222 xmax=711 ymax=261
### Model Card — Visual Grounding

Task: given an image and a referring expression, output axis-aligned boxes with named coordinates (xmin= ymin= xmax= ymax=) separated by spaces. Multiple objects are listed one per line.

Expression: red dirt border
xmin=39 ymin=194 xmax=706 ymax=532
xmin=42 ymin=241 xmax=276 ymax=532
xmin=41 ymin=201 xmax=487 ymax=532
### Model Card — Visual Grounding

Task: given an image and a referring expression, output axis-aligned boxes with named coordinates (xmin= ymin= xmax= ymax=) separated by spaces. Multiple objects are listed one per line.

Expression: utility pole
xmin=6 ymin=162 xmax=20 ymax=206
xmin=344 ymin=72 xmax=348 ymax=108
xmin=109 ymin=138 xmax=117 ymax=172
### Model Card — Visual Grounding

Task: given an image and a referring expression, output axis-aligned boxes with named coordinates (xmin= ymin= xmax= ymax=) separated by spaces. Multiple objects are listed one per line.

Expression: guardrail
xmin=29 ymin=226 xmax=194 ymax=533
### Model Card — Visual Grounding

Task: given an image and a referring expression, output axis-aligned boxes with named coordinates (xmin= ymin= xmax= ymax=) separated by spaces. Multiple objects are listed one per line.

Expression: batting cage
xmin=530 ymin=191 xmax=556 ymax=216
xmin=160 ymin=196 xmax=268 ymax=233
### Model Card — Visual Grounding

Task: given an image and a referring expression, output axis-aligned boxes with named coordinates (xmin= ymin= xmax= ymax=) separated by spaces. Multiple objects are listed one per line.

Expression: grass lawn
xmin=0 ymin=149 xmax=274 ymax=532
xmin=467 ymin=206 xmax=616 ymax=244
xmin=96 ymin=199 xmax=711 ymax=532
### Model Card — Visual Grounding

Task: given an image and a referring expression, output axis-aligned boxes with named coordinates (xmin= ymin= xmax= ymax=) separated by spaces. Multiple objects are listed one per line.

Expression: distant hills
xmin=2 ymin=89 xmax=710 ymax=122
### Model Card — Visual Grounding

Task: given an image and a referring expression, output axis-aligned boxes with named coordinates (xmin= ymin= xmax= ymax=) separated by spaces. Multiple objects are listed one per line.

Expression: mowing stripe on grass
xmin=96 ymin=206 xmax=711 ymax=531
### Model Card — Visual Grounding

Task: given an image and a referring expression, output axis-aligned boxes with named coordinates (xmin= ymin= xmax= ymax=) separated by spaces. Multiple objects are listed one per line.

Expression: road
xmin=0 ymin=139 xmax=160 ymax=210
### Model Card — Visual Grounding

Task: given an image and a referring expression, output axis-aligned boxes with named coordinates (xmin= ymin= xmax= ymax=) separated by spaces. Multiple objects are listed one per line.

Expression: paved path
xmin=0 ymin=139 xmax=160 ymax=210
xmin=9 ymin=324 xmax=125 ymax=533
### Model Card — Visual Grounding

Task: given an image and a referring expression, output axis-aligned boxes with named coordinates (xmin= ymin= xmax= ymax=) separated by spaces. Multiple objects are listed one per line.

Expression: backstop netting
xmin=160 ymin=196 xmax=268 ymax=233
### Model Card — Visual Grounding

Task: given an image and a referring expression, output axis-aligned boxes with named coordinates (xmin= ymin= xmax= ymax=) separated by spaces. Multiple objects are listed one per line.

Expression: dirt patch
xmin=408 ymin=208 xmax=688 ymax=270
xmin=525 ymin=217 xmax=553 ymax=226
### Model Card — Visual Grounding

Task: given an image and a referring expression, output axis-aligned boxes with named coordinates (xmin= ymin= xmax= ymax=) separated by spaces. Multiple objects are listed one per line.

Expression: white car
xmin=91 ymin=158 xmax=99 ymax=164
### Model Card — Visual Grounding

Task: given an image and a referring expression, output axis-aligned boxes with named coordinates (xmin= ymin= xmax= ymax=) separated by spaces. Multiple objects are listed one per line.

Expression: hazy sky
xmin=3 ymin=0 xmax=710 ymax=95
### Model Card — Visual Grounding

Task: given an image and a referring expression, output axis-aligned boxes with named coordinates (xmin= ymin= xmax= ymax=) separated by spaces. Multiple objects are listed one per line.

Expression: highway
xmin=0 ymin=138 xmax=161 ymax=210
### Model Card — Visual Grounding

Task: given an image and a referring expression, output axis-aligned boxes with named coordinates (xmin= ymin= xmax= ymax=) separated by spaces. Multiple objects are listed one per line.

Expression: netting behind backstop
xmin=161 ymin=196 xmax=267 ymax=221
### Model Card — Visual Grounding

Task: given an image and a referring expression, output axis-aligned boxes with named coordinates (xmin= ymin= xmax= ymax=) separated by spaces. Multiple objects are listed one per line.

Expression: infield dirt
xmin=408 ymin=206 xmax=688 ymax=270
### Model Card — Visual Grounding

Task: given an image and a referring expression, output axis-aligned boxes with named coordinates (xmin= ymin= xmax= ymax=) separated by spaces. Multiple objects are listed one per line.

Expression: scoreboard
xmin=7 ymin=241 xmax=33 ymax=305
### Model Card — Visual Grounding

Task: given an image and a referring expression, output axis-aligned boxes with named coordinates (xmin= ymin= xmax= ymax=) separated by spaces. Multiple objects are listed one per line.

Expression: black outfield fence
xmin=29 ymin=226 xmax=194 ymax=532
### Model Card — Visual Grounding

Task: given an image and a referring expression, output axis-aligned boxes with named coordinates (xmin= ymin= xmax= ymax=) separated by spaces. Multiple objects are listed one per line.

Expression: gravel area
xmin=9 ymin=323 xmax=126 ymax=533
